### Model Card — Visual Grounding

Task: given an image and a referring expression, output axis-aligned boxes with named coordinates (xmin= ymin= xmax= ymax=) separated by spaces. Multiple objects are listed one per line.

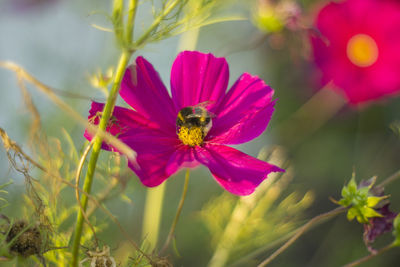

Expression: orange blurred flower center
xmin=346 ymin=34 xmax=379 ymax=67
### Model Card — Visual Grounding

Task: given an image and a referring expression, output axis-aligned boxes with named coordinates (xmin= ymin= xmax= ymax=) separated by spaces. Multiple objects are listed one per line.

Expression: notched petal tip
xmin=208 ymin=75 xmax=277 ymax=145
xmin=171 ymin=50 xmax=229 ymax=110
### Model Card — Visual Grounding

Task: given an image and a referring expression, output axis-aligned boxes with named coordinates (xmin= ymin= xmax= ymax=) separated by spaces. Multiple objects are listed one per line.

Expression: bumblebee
xmin=176 ymin=104 xmax=213 ymax=146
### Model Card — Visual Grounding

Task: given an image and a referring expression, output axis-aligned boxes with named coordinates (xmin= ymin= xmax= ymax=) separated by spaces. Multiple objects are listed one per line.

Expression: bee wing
xmin=193 ymin=100 xmax=215 ymax=109
xmin=186 ymin=113 xmax=202 ymax=119
xmin=186 ymin=110 xmax=216 ymax=119
xmin=193 ymin=101 xmax=217 ymax=118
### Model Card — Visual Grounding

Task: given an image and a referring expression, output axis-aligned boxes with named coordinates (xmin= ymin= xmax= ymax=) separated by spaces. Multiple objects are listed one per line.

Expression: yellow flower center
xmin=346 ymin=34 xmax=379 ymax=67
xmin=178 ymin=126 xmax=204 ymax=147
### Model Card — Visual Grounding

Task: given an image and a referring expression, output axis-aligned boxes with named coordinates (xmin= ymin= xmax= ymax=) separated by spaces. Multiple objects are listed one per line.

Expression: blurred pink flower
xmin=5 ymin=0 xmax=58 ymax=13
xmin=85 ymin=51 xmax=284 ymax=196
xmin=311 ymin=0 xmax=400 ymax=104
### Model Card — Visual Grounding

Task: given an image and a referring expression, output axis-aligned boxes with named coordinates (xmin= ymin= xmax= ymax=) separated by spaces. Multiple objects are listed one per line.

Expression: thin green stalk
xmin=343 ymin=244 xmax=394 ymax=267
xmin=126 ymin=0 xmax=139 ymax=44
xmin=142 ymin=183 xmax=166 ymax=252
xmin=257 ymin=207 xmax=346 ymax=267
xmin=112 ymin=0 xmax=124 ymax=40
xmin=135 ymin=0 xmax=181 ymax=47
xmin=161 ymin=169 xmax=190 ymax=254
xmin=378 ymin=169 xmax=400 ymax=188
xmin=71 ymin=51 xmax=131 ymax=267
xmin=112 ymin=0 xmax=124 ymax=18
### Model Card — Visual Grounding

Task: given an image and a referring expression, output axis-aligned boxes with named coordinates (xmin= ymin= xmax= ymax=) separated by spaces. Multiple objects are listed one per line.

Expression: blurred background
xmin=0 ymin=0 xmax=399 ymax=266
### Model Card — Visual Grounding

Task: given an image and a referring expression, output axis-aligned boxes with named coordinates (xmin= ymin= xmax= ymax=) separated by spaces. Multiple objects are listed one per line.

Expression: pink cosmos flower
xmin=85 ymin=51 xmax=284 ymax=196
xmin=311 ymin=0 xmax=400 ymax=104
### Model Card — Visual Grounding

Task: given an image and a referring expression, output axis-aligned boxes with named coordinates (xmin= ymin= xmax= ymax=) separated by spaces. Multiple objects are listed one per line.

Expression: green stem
xmin=257 ymin=207 xmax=346 ymax=267
xmin=343 ymin=244 xmax=394 ymax=267
xmin=112 ymin=0 xmax=124 ymax=41
xmin=71 ymin=51 xmax=131 ymax=267
xmin=135 ymin=0 xmax=181 ymax=47
xmin=161 ymin=169 xmax=190 ymax=254
xmin=142 ymin=183 xmax=166 ymax=252
xmin=126 ymin=0 xmax=138 ymax=45
xmin=378 ymin=169 xmax=400 ymax=188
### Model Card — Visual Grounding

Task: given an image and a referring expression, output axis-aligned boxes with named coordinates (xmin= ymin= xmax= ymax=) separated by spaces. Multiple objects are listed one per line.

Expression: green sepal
xmin=338 ymin=175 xmax=387 ymax=224
xmin=347 ymin=207 xmax=358 ymax=221
xmin=361 ymin=206 xmax=382 ymax=219
xmin=341 ymin=186 xmax=350 ymax=199
xmin=393 ymin=214 xmax=400 ymax=247
xmin=367 ymin=196 xmax=387 ymax=208
xmin=347 ymin=176 xmax=358 ymax=194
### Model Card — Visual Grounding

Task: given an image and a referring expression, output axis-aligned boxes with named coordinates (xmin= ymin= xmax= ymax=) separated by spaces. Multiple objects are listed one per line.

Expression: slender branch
xmin=142 ymin=183 xmax=166 ymax=252
xmin=160 ymin=169 xmax=190 ymax=254
xmin=230 ymin=230 xmax=297 ymax=267
xmin=0 ymin=127 xmax=150 ymax=261
xmin=253 ymin=167 xmax=400 ymax=267
xmin=135 ymin=0 xmax=181 ymax=47
xmin=378 ymin=169 xmax=400 ymax=188
xmin=71 ymin=50 xmax=131 ymax=267
xmin=257 ymin=207 xmax=346 ymax=267
xmin=343 ymin=244 xmax=394 ymax=267
xmin=126 ymin=0 xmax=138 ymax=44
xmin=0 ymin=61 xmax=136 ymax=162
xmin=112 ymin=0 xmax=124 ymax=40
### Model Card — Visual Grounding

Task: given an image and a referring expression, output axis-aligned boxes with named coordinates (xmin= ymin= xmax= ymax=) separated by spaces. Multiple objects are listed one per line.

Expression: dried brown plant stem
xmin=257 ymin=207 xmax=347 ymax=267
xmin=0 ymin=128 xmax=151 ymax=262
xmin=0 ymin=61 xmax=136 ymax=162
xmin=342 ymin=244 xmax=394 ymax=267
xmin=378 ymin=169 xmax=400 ymax=188
xmin=256 ymin=167 xmax=400 ymax=267
xmin=160 ymin=169 xmax=190 ymax=254
xmin=17 ymin=76 xmax=42 ymax=144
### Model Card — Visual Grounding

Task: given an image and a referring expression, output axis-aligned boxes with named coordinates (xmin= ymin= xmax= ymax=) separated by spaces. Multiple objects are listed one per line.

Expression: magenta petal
xmin=165 ymin=146 xmax=199 ymax=177
xmin=84 ymin=101 xmax=173 ymax=150
xmin=120 ymin=57 xmax=176 ymax=131
xmin=312 ymin=0 xmax=400 ymax=104
xmin=207 ymin=73 xmax=275 ymax=144
xmin=124 ymin=133 xmax=181 ymax=187
xmin=195 ymin=144 xmax=284 ymax=196
xmin=84 ymin=101 xmax=161 ymax=149
xmin=170 ymin=51 xmax=229 ymax=110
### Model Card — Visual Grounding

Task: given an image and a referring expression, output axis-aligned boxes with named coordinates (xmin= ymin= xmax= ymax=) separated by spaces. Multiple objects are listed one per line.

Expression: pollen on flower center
xmin=178 ymin=126 xmax=204 ymax=147
xmin=346 ymin=34 xmax=379 ymax=67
